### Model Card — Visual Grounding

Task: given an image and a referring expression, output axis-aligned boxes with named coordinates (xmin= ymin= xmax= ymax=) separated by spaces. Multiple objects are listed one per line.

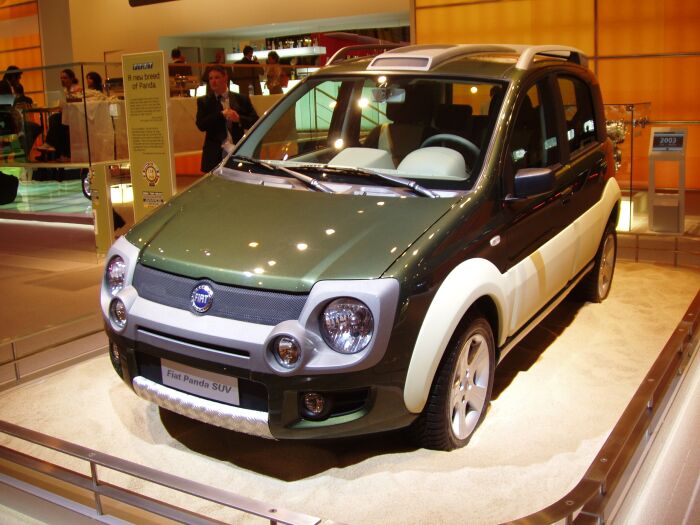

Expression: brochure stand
xmin=648 ymin=127 xmax=686 ymax=233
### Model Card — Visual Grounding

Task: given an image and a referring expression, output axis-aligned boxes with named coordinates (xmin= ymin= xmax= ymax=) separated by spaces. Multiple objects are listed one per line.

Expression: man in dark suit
xmin=196 ymin=65 xmax=259 ymax=173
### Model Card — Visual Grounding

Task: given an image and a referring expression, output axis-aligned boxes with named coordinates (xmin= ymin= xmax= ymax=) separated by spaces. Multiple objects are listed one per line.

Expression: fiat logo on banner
xmin=191 ymin=283 xmax=214 ymax=313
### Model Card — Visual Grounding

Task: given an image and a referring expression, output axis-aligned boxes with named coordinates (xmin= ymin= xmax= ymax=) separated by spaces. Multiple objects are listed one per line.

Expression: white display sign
xmin=161 ymin=358 xmax=239 ymax=405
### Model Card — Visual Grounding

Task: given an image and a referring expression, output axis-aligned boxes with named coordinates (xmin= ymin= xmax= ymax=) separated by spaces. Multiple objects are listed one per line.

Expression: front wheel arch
xmin=402 ymin=258 xmax=509 ymax=415
xmin=411 ymin=308 xmax=496 ymax=450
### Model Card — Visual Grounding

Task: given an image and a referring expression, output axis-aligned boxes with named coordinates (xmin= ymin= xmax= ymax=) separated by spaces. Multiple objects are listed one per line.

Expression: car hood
xmin=127 ymin=176 xmax=457 ymax=292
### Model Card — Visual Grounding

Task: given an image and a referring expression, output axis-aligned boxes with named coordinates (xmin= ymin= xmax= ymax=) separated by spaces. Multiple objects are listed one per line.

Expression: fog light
xmin=273 ymin=336 xmax=301 ymax=368
xmin=110 ymin=298 xmax=127 ymax=328
xmin=110 ymin=344 xmax=120 ymax=362
xmin=109 ymin=342 xmax=123 ymax=376
xmin=303 ymin=392 xmax=326 ymax=416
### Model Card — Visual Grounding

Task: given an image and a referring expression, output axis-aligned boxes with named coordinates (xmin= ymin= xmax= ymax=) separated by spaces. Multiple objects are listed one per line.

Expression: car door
xmin=500 ymin=76 xmax=576 ymax=334
xmin=554 ymin=73 xmax=610 ymax=274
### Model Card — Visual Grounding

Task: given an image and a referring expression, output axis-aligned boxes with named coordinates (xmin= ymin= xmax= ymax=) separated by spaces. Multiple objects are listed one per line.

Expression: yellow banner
xmin=122 ymin=51 xmax=176 ymax=222
xmin=89 ymin=164 xmax=115 ymax=255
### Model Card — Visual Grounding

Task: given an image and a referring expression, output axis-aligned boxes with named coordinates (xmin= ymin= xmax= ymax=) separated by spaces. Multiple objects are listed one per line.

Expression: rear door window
xmin=557 ymin=76 xmax=597 ymax=155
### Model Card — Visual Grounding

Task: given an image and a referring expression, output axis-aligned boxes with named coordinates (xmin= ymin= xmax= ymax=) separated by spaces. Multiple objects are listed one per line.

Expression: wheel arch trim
xmin=403 ymin=258 xmax=508 ymax=413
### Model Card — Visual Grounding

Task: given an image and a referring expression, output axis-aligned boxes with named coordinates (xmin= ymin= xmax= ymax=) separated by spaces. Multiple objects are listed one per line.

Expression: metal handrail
xmin=507 ymin=289 xmax=700 ymax=524
xmin=0 ymin=313 xmax=103 ymax=390
xmin=0 ymin=419 xmax=323 ymax=525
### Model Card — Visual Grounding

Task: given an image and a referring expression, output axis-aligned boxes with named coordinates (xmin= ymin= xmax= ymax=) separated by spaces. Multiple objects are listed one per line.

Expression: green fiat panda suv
xmin=102 ymin=44 xmax=620 ymax=450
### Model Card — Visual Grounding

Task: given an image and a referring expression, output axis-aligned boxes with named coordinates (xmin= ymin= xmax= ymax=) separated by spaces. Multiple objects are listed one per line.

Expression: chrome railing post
xmin=89 ymin=454 xmax=104 ymax=515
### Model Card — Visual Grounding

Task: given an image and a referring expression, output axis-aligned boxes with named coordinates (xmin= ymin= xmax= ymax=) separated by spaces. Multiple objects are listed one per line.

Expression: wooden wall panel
xmin=599 ymin=0 xmax=700 ymax=56
xmin=0 ymin=48 xmax=42 ymax=72
xmin=416 ymin=0 xmax=593 ymax=51
xmin=416 ymin=2 xmax=534 ymax=45
xmin=597 ymin=1 xmax=663 ymax=56
xmin=0 ymin=3 xmax=37 ymax=22
xmin=0 ymin=2 xmax=43 ymax=101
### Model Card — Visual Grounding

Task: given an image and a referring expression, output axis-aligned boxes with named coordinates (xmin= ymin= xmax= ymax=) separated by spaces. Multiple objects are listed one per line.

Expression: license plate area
xmin=161 ymin=358 xmax=239 ymax=405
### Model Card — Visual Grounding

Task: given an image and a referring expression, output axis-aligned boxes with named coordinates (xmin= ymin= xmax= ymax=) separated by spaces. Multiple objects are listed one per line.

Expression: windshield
xmin=231 ymin=75 xmax=506 ymax=195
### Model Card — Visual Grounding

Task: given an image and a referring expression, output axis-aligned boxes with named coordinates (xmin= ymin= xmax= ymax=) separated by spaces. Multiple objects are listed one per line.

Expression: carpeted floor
xmin=0 ymin=261 xmax=698 ymax=524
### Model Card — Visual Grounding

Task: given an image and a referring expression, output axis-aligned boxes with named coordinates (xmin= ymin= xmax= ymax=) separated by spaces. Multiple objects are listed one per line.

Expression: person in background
xmin=0 ymin=78 xmax=24 ymax=159
xmin=169 ymin=48 xmax=192 ymax=77
xmin=195 ymin=65 xmax=258 ymax=173
xmin=60 ymin=68 xmax=83 ymax=101
xmin=264 ymin=51 xmax=284 ymax=95
xmin=37 ymin=68 xmax=82 ymax=159
xmin=2 ymin=66 xmax=31 ymax=103
xmin=85 ymin=71 xmax=106 ymax=99
xmin=171 ymin=48 xmax=186 ymax=64
xmin=1 ymin=65 xmax=42 ymax=157
xmin=233 ymin=45 xmax=263 ymax=96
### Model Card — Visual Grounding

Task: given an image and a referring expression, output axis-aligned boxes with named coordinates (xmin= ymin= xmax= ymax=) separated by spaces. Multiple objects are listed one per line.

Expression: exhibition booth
xmin=0 ymin=1 xmax=699 ymax=523
xmin=0 ymin=52 xmax=699 ymax=525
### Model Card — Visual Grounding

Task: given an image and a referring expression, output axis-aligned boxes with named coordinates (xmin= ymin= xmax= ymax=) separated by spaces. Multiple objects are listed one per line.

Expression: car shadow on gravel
xmin=158 ymin=407 xmax=416 ymax=480
xmin=492 ymin=295 xmax=586 ymax=399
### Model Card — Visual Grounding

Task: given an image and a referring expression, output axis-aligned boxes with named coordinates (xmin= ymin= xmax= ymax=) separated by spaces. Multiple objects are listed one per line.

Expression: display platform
xmin=0 ymin=261 xmax=699 ymax=524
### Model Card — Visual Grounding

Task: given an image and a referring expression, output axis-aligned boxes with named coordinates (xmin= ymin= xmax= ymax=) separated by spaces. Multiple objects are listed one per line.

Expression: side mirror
xmin=508 ymin=167 xmax=555 ymax=200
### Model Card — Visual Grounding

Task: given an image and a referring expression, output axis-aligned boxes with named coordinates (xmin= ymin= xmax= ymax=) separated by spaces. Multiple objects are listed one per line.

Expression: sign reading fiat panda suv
xmin=102 ymin=44 xmax=620 ymax=450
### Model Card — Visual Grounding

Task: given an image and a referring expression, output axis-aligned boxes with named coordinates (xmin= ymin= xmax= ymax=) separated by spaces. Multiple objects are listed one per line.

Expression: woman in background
xmin=264 ymin=51 xmax=284 ymax=95
xmin=85 ymin=71 xmax=106 ymax=99
xmin=60 ymin=68 xmax=82 ymax=100
xmin=37 ymin=68 xmax=82 ymax=159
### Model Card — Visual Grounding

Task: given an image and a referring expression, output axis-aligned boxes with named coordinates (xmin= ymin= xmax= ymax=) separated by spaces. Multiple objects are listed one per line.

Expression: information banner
xmin=122 ymin=51 xmax=176 ymax=222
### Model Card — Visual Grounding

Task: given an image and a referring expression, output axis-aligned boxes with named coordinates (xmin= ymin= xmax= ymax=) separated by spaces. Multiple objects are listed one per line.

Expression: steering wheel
xmin=420 ymin=134 xmax=480 ymax=169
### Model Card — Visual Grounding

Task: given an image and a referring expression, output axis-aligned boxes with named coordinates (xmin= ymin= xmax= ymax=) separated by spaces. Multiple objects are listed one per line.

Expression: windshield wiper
xmin=228 ymin=155 xmax=334 ymax=194
xmin=316 ymin=165 xmax=437 ymax=198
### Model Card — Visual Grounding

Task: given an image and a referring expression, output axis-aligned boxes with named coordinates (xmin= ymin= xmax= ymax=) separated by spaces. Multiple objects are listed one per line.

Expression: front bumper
xmin=108 ymin=332 xmax=413 ymax=440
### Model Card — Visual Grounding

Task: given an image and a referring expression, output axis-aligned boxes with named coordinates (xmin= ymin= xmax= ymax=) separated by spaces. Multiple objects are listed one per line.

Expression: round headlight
xmin=106 ymin=256 xmax=127 ymax=296
xmin=321 ymin=298 xmax=373 ymax=354
xmin=109 ymin=298 xmax=127 ymax=328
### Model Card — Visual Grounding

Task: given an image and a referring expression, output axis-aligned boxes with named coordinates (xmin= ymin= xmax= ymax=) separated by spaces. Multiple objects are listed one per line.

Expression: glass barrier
xmin=0 ymin=60 xmax=286 ymax=222
xmin=605 ymin=103 xmax=698 ymax=237
xmin=604 ymin=103 xmax=651 ymax=232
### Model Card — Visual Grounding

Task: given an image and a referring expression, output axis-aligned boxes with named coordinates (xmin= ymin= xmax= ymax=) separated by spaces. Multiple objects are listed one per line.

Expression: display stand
xmin=648 ymin=127 xmax=686 ymax=233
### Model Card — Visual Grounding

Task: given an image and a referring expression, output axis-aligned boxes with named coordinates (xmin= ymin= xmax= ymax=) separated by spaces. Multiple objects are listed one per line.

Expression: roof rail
xmin=513 ymin=44 xmax=587 ymax=70
xmin=364 ymin=43 xmax=588 ymax=72
xmin=326 ymin=44 xmax=406 ymax=66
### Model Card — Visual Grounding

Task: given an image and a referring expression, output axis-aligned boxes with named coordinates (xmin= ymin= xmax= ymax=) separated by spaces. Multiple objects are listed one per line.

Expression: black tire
xmin=412 ymin=314 xmax=495 ymax=451
xmin=576 ymin=221 xmax=617 ymax=303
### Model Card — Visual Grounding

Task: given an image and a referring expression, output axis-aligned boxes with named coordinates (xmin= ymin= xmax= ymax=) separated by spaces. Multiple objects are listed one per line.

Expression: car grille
xmin=132 ymin=264 xmax=308 ymax=325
